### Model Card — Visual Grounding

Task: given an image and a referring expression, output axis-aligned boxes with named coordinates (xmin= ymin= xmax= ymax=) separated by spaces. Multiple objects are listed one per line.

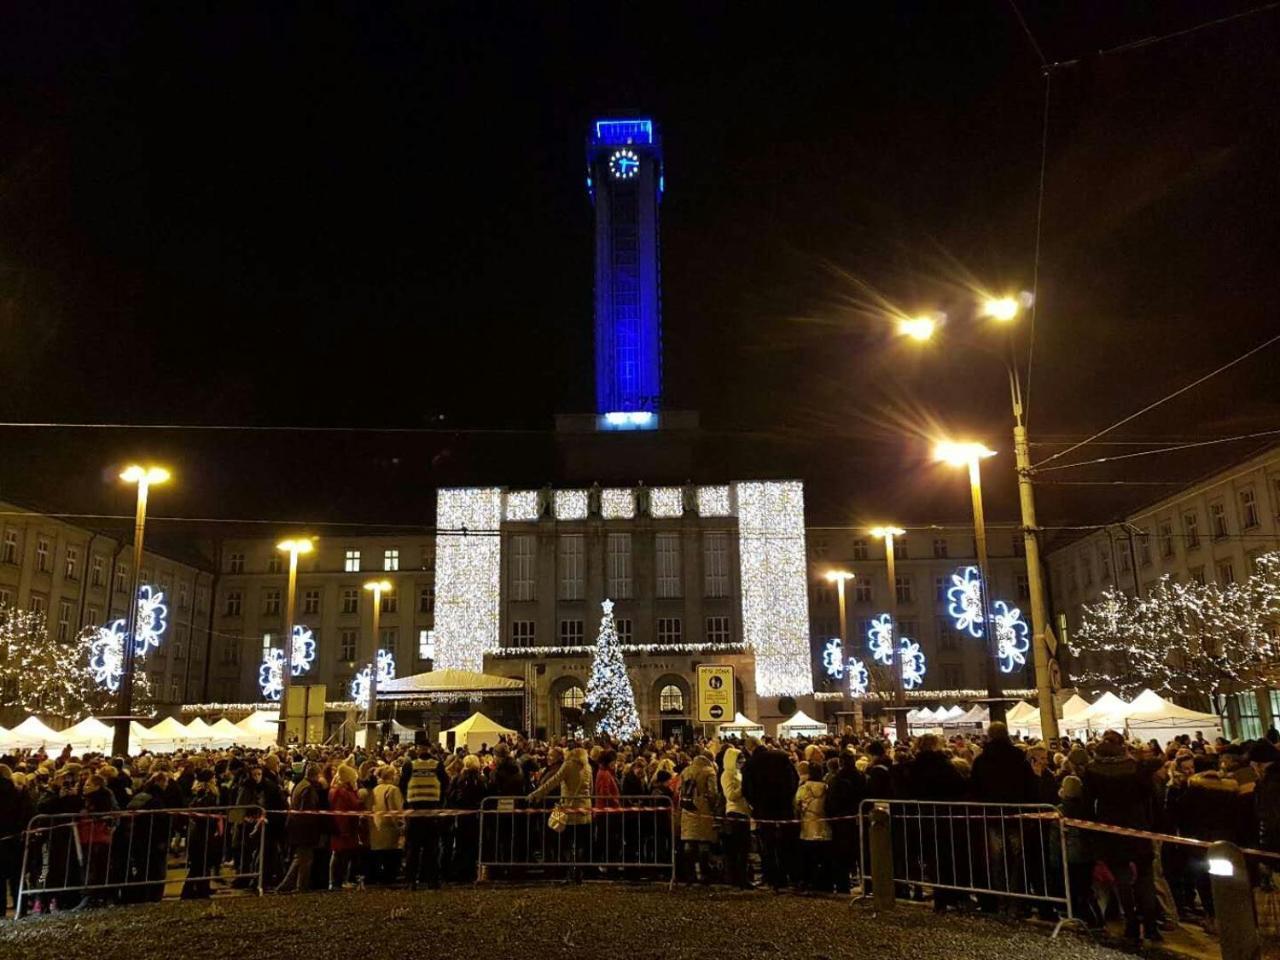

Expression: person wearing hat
xmin=182 ymin=768 xmax=222 ymax=900
xmin=328 ymin=764 xmax=363 ymax=890
xmin=1249 ymin=738 xmax=1280 ymax=852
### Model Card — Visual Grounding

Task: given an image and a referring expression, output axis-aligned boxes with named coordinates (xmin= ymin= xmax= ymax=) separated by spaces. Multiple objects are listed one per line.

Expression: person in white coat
xmin=720 ymin=746 xmax=751 ymax=888
xmin=794 ymin=760 xmax=832 ymax=892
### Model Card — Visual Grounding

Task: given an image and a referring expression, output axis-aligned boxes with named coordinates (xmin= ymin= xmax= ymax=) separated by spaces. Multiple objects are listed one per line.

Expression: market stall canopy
xmin=1004 ymin=701 xmax=1037 ymax=725
xmin=1060 ymin=694 xmax=1091 ymax=721
xmin=135 ymin=715 xmax=194 ymax=752
xmin=946 ymin=705 xmax=991 ymax=727
xmin=184 ymin=717 xmax=215 ymax=746
xmin=207 ymin=718 xmax=249 ymax=748
xmin=60 ymin=716 xmax=115 ymax=752
xmin=235 ymin=710 xmax=280 ymax=747
xmin=777 ymin=710 xmax=827 ymax=737
xmin=1 ymin=716 xmax=66 ymax=750
xmin=438 ymin=712 xmax=518 ymax=753
xmin=389 ymin=719 xmax=419 ymax=742
xmin=1123 ymin=689 xmax=1224 ymax=743
xmin=379 ymin=669 xmax=525 ymax=702
xmin=1066 ymin=692 xmax=1130 ymax=733
xmin=718 ymin=712 xmax=765 ymax=737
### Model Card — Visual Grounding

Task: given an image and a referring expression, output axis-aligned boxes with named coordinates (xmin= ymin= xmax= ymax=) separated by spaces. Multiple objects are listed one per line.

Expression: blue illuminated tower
xmin=588 ymin=118 xmax=663 ymax=429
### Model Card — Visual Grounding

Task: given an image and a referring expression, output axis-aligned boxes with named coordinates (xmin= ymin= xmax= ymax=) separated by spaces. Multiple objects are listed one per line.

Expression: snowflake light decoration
xmin=258 ymin=648 xmax=286 ymax=701
xmin=290 ymin=624 xmax=316 ymax=675
xmin=900 ymin=638 xmax=927 ymax=689
xmin=848 ymin=657 xmax=870 ymax=696
xmin=946 ymin=566 xmax=985 ymax=638
xmin=822 ymin=638 xmax=845 ymax=679
xmin=89 ymin=620 xmax=128 ymax=691
xmin=992 ymin=600 xmax=1030 ymax=674
xmin=133 ymin=585 xmax=168 ymax=654
xmin=351 ymin=649 xmax=397 ymax=705
xmin=867 ymin=614 xmax=895 ymax=666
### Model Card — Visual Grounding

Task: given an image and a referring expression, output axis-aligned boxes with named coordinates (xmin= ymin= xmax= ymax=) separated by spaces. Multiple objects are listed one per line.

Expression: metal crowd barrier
xmin=16 ymin=804 xmax=267 ymax=915
xmin=858 ymin=799 xmax=1073 ymax=936
xmin=477 ymin=794 xmax=676 ymax=886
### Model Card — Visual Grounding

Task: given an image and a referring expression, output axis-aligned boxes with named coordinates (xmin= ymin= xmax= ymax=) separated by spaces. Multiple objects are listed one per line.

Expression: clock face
xmin=608 ymin=148 xmax=640 ymax=180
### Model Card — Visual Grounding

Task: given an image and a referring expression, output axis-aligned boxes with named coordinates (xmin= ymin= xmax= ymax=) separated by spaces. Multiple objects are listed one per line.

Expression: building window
xmin=1183 ymin=512 xmax=1201 ymax=551
xmin=303 ymin=589 xmax=321 ymax=614
xmin=86 ymin=605 xmax=99 ymax=625
xmin=1189 ymin=565 xmax=1206 ymax=585
xmin=418 ymin=585 xmax=434 ymax=614
xmin=938 ymin=618 xmax=957 ymax=650
xmin=607 ymin=533 xmax=633 ymax=599
xmin=420 ymin=545 xmax=434 ymax=570
xmin=35 ymin=537 xmax=50 ymax=572
xmin=703 ymin=532 xmax=728 ymax=598
xmin=560 ymin=685 xmax=586 ymax=711
xmin=178 ymin=583 xmax=189 ymax=609
xmin=558 ymin=535 xmax=584 ymax=600
xmin=173 ymin=640 xmax=184 ymax=660
xmin=1158 ymin=521 xmax=1175 ymax=559
xmin=1138 ymin=530 xmax=1152 ymax=566
xmin=1216 ymin=560 xmax=1235 ymax=585
xmin=854 ymin=581 xmax=872 ymax=604
xmin=169 ymin=680 xmax=180 ymax=702
xmin=0 ymin=588 xmax=11 ymax=608
xmin=344 ymin=549 xmax=361 ymax=572
xmin=418 ymin=629 xmax=434 ymax=660
xmin=894 ymin=537 xmax=909 ymax=560
xmin=1098 ymin=549 xmax=1111 ymax=581
xmin=942 ymin=664 xmax=962 ymax=688
xmin=1241 ymin=488 xmax=1260 ymax=530
xmin=1012 ymin=536 xmax=1025 ymax=558
xmin=1 ymin=529 xmax=17 ymax=564
xmin=1079 ymin=553 xmax=1093 ymax=587
xmin=221 ymin=636 xmax=240 ymax=665
xmin=934 ymin=576 xmax=948 ymax=603
xmin=30 ymin=594 xmax=47 ymax=614
xmin=559 ymin=619 xmax=584 ymax=645
xmin=340 ymin=630 xmax=357 ymax=661
xmin=812 ymin=536 xmax=828 ymax=559
xmin=656 ymin=617 xmax=682 ymax=644
xmin=1016 ymin=573 xmax=1030 ymax=600
xmin=705 ymin=615 xmax=730 ymax=644
xmin=616 ymin=618 xmax=633 ymax=644
xmin=852 ymin=539 xmax=868 ymax=561
xmin=1232 ymin=692 xmax=1262 ymax=740
xmin=510 ymin=535 xmax=535 ymax=602
xmin=64 ymin=546 xmax=80 ymax=580
xmin=895 ymin=576 xmax=912 ymax=604
xmin=384 ymin=548 xmax=400 ymax=572
xmin=380 ymin=628 xmax=398 ymax=656
xmin=659 ymin=684 xmax=684 ymax=713
xmin=656 ymin=533 xmax=682 ymax=598
xmin=57 ymin=600 xmax=72 ymax=641
xmin=228 ymin=553 xmax=245 ymax=574
xmin=1209 ymin=502 xmax=1229 ymax=540
xmin=267 ymin=554 xmax=283 ymax=574
xmin=1117 ymin=547 xmax=1131 ymax=574
xmin=381 ymin=593 xmax=398 ymax=614
xmin=932 ymin=538 xmax=948 ymax=559
xmin=341 ymin=588 xmax=359 ymax=614
xmin=224 ymin=591 xmax=242 ymax=616
xmin=511 ymin=620 xmax=536 ymax=648
xmin=262 ymin=632 xmax=274 ymax=654
xmin=196 ymin=586 xmax=209 ymax=610
xmin=262 ymin=589 xmax=281 ymax=616
xmin=140 ymin=567 xmax=150 ymax=585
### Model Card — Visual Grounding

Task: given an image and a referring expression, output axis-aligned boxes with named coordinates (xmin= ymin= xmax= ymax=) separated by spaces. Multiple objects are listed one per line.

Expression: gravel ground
xmin=1 ymin=885 xmax=1150 ymax=960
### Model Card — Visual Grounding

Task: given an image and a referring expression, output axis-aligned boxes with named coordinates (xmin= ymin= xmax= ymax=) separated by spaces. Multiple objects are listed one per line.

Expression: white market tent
xmin=945 ymin=704 xmax=990 ymax=728
xmin=439 ymin=712 xmax=518 ymax=753
xmin=2 ymin=716 xmax=66 ymax=751
xmin=718 ymin=712 xmax=765 ymax=738
xmin=134 ymin=715 xmax=194 ymax=753
xmin=60 ymin=716 xmax=115 ymax=753
xmin=941 ymin=705 xmax=965 ymax=720
xmin=207 ymin=718 xmax=249 ymax=748
xmin=183 ymin=717 xmax=215 ymax=747
xmin=389 ymin=719 xmax=419 ymax=743
xmin=1063 ymin=692 xmax=1131 ymax=736
xmin=777 ymin=710 xmax=828 ymax=738
xmin=235 ymin=710 xmax=281 ymax=748
xmin=1004 ymin=701 xmax=1037 ymax=724
xmin=1061 ymin=694 xmax=1091 ymax=723
xmin=1123 ymin=689 xmax=1224 ymax=745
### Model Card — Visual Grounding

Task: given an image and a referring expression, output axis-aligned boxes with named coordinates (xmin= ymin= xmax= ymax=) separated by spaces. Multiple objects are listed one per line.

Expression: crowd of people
xmin=1 ymin=719 xmax=1278 ymax=948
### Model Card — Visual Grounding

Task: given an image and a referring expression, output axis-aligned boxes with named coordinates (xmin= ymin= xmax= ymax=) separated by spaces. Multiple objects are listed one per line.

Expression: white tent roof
xmin=137 ymin=716 xmax=191 ymax=741
xmin=1061 ymin=694 xmax=1091 ymax=720
xmin=1004 ymin=701 xmax=1037 ymax=724
xmin=953 ymin=704 xmax=991 ymax=725
xmin=778 ymin=710 xmax=827 ymax=734
xmin=207 ymin=718 xmax=248 ymax=746
xmin=718 ymin=712 xmax=764 ymax=733
xmin=1124 ymin=690 xmax=1221 ymax=725
xmin=3 ymin=716 xmax=65 ymax=749
xmin=942 ymin=705 xmax=965 ymax=719
xmin=60 ymin=717 xmax=115 ymax=750
xmin=1069 ymin=692 xmax=1131 ymax=730
xmin=442 ymin=712 xmax=517 ymax=739
xmin=236 ymin=710 xmax=280 ymax=734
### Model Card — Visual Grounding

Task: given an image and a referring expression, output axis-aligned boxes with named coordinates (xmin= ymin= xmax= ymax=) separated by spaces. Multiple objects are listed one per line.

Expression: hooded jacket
xmin=679 ymin=754 xmax=719 ymax=843
xmin=720 ymin=748 xmax=750 ymax=817
xmin=529 ymin=748 xmax=591 ymax=825
xmin=795 ymin=775 xmax=831 ymax=841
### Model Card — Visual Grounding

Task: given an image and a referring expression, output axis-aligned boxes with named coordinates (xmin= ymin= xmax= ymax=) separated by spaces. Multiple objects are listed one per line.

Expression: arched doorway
xmin=653 ymin=674 xmax=691 ymax=742
xmin=549 ymin=675 xmax=587 ymax=739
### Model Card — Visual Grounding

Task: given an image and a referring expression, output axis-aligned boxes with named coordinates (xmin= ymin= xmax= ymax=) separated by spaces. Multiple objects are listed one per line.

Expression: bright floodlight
xmin=1207 ymin=857 xmax=1234 ymax=877
xmin=981 ymin=297 xmax=1020 ymax=322
xmin=364 ymin=579 xmax=393 ymax=593
xmin=870 ymin=526 xmax=906 ymax=539
xmin=277 ymin=538 xmax=315 ymax=555
xmin=934 ymin=441 xmax=997 ymax=466
xmin=120 ymin=465 xmax=170 ymax=485
xmin=897 ymin=316 xmax=936 ymax=341
xmin=824 ymin=569 xmax=855 ymax=583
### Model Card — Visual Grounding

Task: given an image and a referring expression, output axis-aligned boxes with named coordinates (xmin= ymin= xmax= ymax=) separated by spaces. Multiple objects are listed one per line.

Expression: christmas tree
xmin=584 ymin=599 xmax=641 ymax=739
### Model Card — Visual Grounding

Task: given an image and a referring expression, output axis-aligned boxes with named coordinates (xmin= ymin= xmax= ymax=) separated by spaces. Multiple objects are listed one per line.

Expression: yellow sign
xmin=697 ymin=665 xmax=735 ymax=722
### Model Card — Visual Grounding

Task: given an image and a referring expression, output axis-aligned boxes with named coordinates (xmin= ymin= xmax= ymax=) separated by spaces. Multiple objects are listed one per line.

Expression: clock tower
xmin=587 ymin=118 xmax=664 ymax=428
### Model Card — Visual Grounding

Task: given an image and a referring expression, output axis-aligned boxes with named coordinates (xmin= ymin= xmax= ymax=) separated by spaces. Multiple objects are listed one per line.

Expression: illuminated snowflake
xmin=867 ymin=614 xmax=895 ymax=665
xmin=848 ymin=657 xmax=870 ymax=696
xmin=133 ymin=585 xmax=168 ymax=654
xmin=89 ymin=620 xmax=128 ymax=691
xmin=259 ymin=648 xmax=286 ymax=701
xmin=290 ymin=624 xmax=316 ymax=675
xmin=351 ymin=649 xmax=397 ymax=704
xmin=993 ymin=600 xmax=1031 ymax=674
xmin=900 ymin=638 xmax=927 ymax=690
xmin=946 ymin=566 xmax=985 ymax=638
xmin=822 ymin=638 xmax=845 ymax=679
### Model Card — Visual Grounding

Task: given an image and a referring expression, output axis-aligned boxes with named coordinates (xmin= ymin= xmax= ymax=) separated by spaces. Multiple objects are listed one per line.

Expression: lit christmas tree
xmin=584 ymin=599 xmax=641 ymax=739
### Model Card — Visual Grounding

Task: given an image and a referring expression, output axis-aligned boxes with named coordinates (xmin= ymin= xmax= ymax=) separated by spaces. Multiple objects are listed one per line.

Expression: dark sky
xmin=1 ymin=3 xmax=1278 ymax=551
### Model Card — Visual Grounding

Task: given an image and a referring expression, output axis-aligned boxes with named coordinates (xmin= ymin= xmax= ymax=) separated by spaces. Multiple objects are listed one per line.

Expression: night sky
xmin=2 ymin=3 xmax=1278 ymax=552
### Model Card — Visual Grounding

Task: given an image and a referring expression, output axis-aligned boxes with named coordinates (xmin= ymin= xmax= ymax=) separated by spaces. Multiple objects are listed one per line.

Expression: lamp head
xmin=364 ymin=579 xmax=393 ymax=593
xmin=869 ymin=526 xmax=906 ymax=539
xmin=276 ymin=538 xmax=315 ymax=556
xmin=934 ymin=441 xmax=997 ymax=467
xmin=896 ymin=316 xmax=936 ymax=341
xmin=981 ymin=296 xmax=1020 ymax=322
xmin=120 ymin=465 xmax=171 ymax=486
xmin=824 ymin=569 xmax=854 ymax=583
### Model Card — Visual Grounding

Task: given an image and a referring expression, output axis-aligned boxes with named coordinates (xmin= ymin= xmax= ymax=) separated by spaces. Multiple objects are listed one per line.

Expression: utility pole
xmin=1013 ymin=423 xmax=1059 ymax=740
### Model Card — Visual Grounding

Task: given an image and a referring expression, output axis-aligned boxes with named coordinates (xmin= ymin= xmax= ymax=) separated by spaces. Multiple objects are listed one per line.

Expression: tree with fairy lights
xmin=1071 ymin=552 xmax=1280 ymax=704
xmin=584 ymin=599 xmax=641 ymax=739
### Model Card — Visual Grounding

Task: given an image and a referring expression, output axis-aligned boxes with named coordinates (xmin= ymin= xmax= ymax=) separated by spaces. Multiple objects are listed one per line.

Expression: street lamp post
xmin=825 ymin=570 xmax=858 ymax=733
xmin=870 ymin=527 xmax=909 ymax=742
xmin=276 ymin=538 xmax=315 ymax=746
xmin=113 ymin=465 xmax=170 ymax=757
xmin=935 ymin=442 xmax=1007 ymax=724
xmin=363 ymin=579 xmax=393 ymax=751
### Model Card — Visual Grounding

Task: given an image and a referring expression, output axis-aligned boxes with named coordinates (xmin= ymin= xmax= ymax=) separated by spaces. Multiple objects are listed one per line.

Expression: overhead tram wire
xmin=1033 ymin=429 xmax=1280 ymax=474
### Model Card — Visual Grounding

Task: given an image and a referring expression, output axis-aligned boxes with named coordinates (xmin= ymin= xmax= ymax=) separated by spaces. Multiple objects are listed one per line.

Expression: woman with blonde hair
xmin=529 ymin=747 xmax=592 ymax=883
xmin=367 ymin=765 xmax=404 ymax=885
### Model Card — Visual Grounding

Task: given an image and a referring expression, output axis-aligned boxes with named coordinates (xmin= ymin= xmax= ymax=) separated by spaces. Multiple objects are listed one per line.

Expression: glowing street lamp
xmin=276 ymin=537 xmax=315 ymax=745
xmin=869 ymin=526 xmax=909 ymax=741
xmin=112 ymin=464 xmax=170 ymax=756
xmin=897 ymin=316 xmax=936 ymax=341
xmin=362 ymin=579 xmax=394 ymax=749
xmin=934 ymin=440 xmax=1006 ymax=721
xmin=981 ymin=296 xmax=1020 ymax=322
